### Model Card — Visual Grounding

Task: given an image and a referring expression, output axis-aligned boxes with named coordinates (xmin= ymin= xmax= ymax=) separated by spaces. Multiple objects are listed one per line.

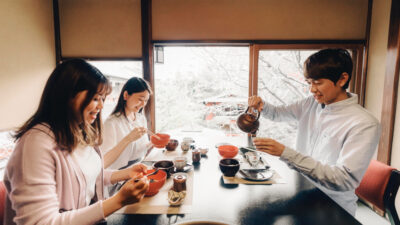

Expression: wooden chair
xmin=356 ymin=160 xmax=400 ymax=225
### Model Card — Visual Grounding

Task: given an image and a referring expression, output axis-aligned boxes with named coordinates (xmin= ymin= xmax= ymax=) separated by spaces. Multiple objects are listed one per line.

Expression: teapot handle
xmin=245 ymin=107 xmax=261 ymax=121
xmin=245 ymin=107 xmax=250 ymax=114
xmin=254 ymin=109 xmax=260 ymax=121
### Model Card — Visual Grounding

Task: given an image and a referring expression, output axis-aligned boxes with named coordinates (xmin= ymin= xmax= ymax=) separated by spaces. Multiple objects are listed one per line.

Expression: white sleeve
xmin=135 ymin=114 xmax=151 ymax=154
xmin=141 ymin=114 xmax=149 ymax=142
xmin=280 ymin=121 xmax=381 ymax=191
xmin=261 ymin=97 xmax=313 ymax=122
xmin=99 ymin=119 xmax=118 ymax=155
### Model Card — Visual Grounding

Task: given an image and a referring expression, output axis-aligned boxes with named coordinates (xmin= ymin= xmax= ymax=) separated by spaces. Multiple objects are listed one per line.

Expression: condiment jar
xmin=172 ymin=173 xmax=187 ymax=192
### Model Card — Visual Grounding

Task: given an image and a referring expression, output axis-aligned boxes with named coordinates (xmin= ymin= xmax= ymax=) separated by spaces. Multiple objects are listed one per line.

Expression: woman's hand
xmin=111 ymin=163 xmax=148 ymax=184
xmin=128 ymin=163 xmax=148 ymax=180
xmin=252 ymin=137 xmax=285 ymax=156
xmin=117 ymin=177 xmax=149 ymax=206
xmin=126 ymin=127 xmax=147 ymax=143
xmin=248 ymin=96 xmax=264 ymax=112
xmin=103 ymin=164 xmax=149 ymax=216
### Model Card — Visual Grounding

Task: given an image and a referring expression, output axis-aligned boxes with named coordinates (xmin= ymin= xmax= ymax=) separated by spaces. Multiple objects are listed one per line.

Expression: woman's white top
xmin=100 ymin=112 xmax=150 ymax=170
xmin=71 ymin=145 xmax=102 ymax=206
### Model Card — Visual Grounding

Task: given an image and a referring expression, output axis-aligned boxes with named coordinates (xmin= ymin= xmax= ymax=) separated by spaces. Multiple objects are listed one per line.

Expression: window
xmin=154 ymin=46 xmax=249 ymax=137
xmin=257 ymin=50 xmax=316 ymax=148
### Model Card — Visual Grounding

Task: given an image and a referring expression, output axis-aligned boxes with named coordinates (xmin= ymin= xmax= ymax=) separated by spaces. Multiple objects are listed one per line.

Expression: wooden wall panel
xmin=153 ymin=0 xmax=368 ymax=40
xmin=59 ymin=0 xmax=142 ymax=58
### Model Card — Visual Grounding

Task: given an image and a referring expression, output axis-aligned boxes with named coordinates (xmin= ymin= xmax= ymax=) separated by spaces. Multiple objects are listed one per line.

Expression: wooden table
xmin=103 ymin=132 xmax=361 ymax=225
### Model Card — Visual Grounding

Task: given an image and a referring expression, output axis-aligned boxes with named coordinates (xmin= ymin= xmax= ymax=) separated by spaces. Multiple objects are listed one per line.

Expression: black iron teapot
xmin=236 ymin=107 xmax=260 ymax=134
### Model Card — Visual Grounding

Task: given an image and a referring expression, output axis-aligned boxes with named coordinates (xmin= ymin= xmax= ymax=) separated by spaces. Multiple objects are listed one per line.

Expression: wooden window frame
xmin=249 ymin=44 xmax=366 ymax=105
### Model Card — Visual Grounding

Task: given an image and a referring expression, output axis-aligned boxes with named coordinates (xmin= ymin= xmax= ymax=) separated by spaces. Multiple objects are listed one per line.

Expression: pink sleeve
xmin=6 ymin=130 xmax=105 ymax=225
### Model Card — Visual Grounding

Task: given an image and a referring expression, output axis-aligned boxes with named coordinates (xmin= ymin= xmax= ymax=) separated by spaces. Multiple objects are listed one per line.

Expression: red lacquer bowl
xmin=150 ymin=133 xmax=170 ymax=148
xmin=145 ymin=169 xmax=167 ymax=196
xmin=218 ymin=145 xmax=239 ymax=158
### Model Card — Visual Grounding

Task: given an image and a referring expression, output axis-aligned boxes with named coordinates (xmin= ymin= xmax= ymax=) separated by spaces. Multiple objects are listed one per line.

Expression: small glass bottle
xmin=192 ymin=149 xmax=201 ymax=163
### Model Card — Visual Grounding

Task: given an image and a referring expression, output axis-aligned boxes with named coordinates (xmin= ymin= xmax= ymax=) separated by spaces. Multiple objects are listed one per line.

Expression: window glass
xmin=154 ymin=47 xmax=249 ymax=139
xmin=257 ymin=50 xmax=316 ymax=148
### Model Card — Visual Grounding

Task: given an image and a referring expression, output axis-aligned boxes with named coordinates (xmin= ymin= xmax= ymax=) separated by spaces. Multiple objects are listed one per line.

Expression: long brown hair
xmin=111 ymin=77 xmax=152 ymax=117
xmin=14 ymin=59 xmax=111 ymax=151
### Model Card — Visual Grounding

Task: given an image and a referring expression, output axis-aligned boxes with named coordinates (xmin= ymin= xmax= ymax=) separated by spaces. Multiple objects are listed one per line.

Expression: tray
xmin=238 ymin=169 xmax=274 ymax=181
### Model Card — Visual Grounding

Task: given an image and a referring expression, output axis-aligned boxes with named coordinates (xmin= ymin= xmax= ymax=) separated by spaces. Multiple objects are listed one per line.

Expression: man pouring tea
xmin=249 ymin=48 xmax=380 ymax=216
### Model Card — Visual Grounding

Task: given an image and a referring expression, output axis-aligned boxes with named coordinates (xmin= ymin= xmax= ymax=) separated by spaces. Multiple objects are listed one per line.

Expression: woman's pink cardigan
xmin=3 ymin=124 xmax=114 ymax=225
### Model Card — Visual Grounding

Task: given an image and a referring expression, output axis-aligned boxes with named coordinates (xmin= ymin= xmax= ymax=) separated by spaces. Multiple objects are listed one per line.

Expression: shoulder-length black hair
xmin=14 ymin=59 xmax=111 ymax=151
xmin=111 ymin=77 xmax=152 ymax=117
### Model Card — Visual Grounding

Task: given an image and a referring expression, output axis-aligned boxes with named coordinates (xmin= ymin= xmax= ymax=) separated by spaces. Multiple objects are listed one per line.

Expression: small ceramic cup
xmin=181 ymin=141 xmax=190 ymax=152
xmin=174 ymin=156 xmax=187 ymax=171
xmin=182 ymin=137 xmax=195 ymax=143
xmin=166 ymin=139 xmax=179 ymax=151
xmin=219 ymin=158 xmax=240 ymax=177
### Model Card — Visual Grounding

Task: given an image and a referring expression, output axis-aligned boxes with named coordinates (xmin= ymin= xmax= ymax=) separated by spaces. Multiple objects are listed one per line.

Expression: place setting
xmin=116 ymin=134 xmax=198 ymax=215
xmin=238 ymin=150 xmax=273 ymax=182
xmin=118 ymin=158 xmax=194 ymax=215
xmin=216 ymin=144 xmax=285 ymax=185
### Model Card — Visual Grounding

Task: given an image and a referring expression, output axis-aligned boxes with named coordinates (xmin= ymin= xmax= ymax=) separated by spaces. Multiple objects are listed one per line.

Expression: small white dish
xmin=173 ymin=163 xmax=193 ymax=173
xmin=198 ymin=147 xmax=209 ymax=156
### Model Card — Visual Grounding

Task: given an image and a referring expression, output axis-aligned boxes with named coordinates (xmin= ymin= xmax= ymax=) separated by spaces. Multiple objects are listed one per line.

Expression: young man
xmin=249 ymin=48 xmax=380 ymax=216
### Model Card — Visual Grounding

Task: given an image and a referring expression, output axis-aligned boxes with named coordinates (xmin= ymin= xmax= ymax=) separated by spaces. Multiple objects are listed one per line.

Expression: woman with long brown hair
xmin=4 ymin=59 xmax=149 ymax=225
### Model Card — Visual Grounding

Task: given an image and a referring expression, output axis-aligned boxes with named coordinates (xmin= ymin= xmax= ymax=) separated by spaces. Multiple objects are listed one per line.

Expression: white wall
xmin=0 ymin=0 xmax=55 ymax=130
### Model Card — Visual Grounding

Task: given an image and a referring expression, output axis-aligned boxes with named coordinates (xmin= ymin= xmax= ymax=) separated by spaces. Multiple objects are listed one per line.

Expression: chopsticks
xmin=121 ymin=169 xmax=159 ymax=187
xmin=132 ymin=123 xmax=161 ymax=140
xmin=147 ymin=129 xmax=161 ymax=140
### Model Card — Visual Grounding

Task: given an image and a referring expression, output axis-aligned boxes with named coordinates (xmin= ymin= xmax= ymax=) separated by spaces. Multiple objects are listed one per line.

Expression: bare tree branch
xmin=200 ymin=48 xmax=248 ymax=90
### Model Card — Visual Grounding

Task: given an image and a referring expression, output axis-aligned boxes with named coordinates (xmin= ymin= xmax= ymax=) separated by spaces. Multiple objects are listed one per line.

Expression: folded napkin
xmin=239 ymin=151 xmax=270 ymax=171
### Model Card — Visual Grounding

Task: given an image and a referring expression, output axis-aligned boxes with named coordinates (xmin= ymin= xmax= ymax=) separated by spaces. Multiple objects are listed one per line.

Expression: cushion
xmin=0 ymin=181 xmax=6 ymax=225
xmin=355 ymin=160 xmax=394 ymax=211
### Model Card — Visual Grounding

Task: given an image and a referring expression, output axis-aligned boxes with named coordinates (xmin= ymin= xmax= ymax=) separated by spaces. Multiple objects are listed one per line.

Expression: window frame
xmin=249 ymin=44 xmax=366 ymax=106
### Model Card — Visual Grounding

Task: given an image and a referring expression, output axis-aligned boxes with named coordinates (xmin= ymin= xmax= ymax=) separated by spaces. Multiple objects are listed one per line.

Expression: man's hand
xmin=248 ymin=96 xmax=264 ymax=112
xmin=252 ymin=137 xmax=285 ymax=156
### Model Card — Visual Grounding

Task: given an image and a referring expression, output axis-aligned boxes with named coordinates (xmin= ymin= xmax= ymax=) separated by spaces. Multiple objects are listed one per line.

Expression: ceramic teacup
xmin=174 ymin=156 xmax=187 ymax=171
xmin=181 ymin=141 xmax=191 ymax=152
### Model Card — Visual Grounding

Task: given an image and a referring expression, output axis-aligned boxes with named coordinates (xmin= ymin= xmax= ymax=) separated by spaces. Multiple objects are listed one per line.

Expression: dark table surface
xmin=103 ymin=134 xmax=361 ymax=225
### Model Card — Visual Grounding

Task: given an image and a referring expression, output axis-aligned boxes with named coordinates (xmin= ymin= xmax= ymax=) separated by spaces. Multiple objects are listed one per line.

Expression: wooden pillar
xmin=141 ymin=0 xmax=155 ymax=132
xmin=378 ymin=0 xmax=400 ymax=164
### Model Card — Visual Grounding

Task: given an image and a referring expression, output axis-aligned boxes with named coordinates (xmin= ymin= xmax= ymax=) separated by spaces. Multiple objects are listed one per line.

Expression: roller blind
xmin=59 ymin=0 xmax=142 ymax=58
xmin=153 ymin=0 xmax=368 ymax=40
